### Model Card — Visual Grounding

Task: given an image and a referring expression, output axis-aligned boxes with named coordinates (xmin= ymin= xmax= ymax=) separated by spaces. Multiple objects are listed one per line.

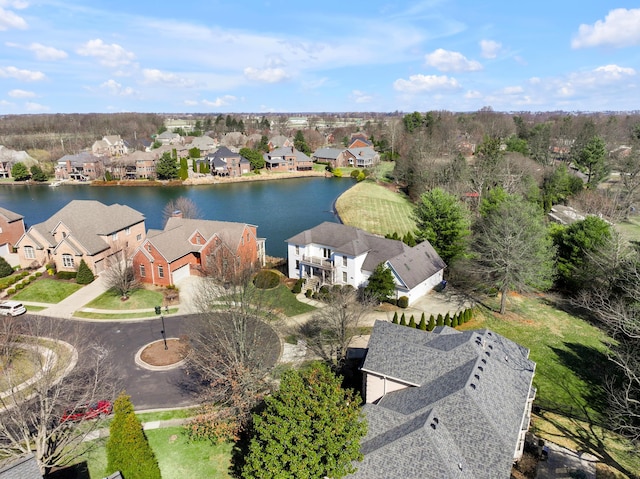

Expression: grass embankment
xmin=459 ymin=293 xmax=639 ymax=477
xmin=13 ymin=279 xmax=82 ymax=303
xmin=335 ymin=180 xmax=416 ymax=236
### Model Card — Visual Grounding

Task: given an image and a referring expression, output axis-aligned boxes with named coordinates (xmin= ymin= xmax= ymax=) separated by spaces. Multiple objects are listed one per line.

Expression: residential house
xmin=131 ymin=215 xmax=265 ymax=287
xmin=91 ymin=135 xmax=129 ymax=157
xmin=344 ymin=147 xmax=379 ymax=168
xmin=206 ymin=147 xmax=251 ymax=177
xmin=349 ymin=320 xmax=536 ymax=479
xmin=188 ymin=135 xmax=219 ymax=155
xmin=155 ymin=131 xmax=183 ymax=146
xmin=286 ymin=222 xmax=446 ymax=305
xmin=0 ymin=206 xmax=25 ymax=256
xmin=55 ymin=152 xmax=104 ymax=181
xmin=312 ymin=147 xmax=348 ymax=168
xmin=267 ymin=135 xmax=293 ymax=151
xmin=15 ymin=200 xmax=146 ymax=274
xmin=348 ymin=134 xmax=373 ymax=149
xmin=0 ymin=159 xmax=12 ymax=178
xmin=264 ymin=147 xmax=313 ymax=172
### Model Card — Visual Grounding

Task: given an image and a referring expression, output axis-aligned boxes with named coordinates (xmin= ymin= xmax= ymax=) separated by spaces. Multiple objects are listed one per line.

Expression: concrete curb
xmin=134 ymin=338 xmax=187 ymax=371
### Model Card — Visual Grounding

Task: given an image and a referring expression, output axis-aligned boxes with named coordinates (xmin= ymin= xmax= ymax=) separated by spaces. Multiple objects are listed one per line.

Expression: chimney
xmin=172 ymin=210 xmax=183 ymax=218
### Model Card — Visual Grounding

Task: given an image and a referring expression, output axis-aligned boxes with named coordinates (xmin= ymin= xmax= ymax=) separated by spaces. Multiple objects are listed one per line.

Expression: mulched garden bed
xmin=140 ymin=338 xmax=188 ymax=366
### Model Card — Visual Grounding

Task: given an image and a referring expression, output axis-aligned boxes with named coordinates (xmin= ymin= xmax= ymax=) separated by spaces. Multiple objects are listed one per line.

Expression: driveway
xmin=535 ymin=442 xmax=598 ymax=479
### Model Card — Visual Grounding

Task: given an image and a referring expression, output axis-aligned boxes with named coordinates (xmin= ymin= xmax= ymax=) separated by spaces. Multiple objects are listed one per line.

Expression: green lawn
xmin=72 ymin=307 xmax=179 ymax=320
xmin=615 ymin=216 xmax=640 ymax=243
xmin=84 ymin=427 xmax=232 ymax=479
xmin=335 ymin=180 xmax=416 ymax=236
xmin=83 ymin=288 xmax=164 ymax=310
xmin=12 ymin=279 xmax=82 ymax=303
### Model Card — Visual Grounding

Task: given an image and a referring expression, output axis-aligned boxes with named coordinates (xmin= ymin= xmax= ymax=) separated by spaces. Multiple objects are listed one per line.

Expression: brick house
xmin=131 ymin=216 xmax=265 ymax=287
xmin=264 ymin=147 xmax=314 ymax=172
xmin=15 ymin=200 xmax=145 ymax=274
xmin=0 ymin=206 xmax=26 ymax=256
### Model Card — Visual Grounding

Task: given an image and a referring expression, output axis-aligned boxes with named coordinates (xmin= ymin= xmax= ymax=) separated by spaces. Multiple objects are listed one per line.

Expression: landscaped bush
xmin=292 ymin=278 xmax=304 ymax=294
xmin=0 ymin=257 xmax=13 ymax=278
xmin=57 ymin=271 xmax=77 ymax=280
xmin=397 ymin=296 xmax=409 ymax=309
xmin=76 ymin=259 xmax=95 ymax=285
xmin=6 ymin=288 xmax=15 ymax=295
xmin=19 ymin=271 xmax=29 ymax=278
xmin=305 ymin=289 xmax=313 ymax=298
xmin=35 ymin=272 xmax=42 ymax=277
xmin=15 ymin=283 xmax=24 ymax=290
xmin=21 ymin=279 xmax=30 ymax=286
xmin=28 ymin=275 xmax=36 ymax=281
xmin=253 ymin=270 xmax=280 ymax=289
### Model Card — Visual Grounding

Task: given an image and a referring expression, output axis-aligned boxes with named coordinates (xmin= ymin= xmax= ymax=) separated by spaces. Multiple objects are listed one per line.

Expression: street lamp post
xmin=155 ymin=305 xmax=168 ymax=350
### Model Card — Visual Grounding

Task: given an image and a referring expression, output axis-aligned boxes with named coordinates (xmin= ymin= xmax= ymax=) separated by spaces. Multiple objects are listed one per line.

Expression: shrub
xmin=350 ymin=170 xmax=360 ymax=179
xmin=436 ymin=313 xmax=444 ymax=327
xmin=408 ymin=315 xmax=416 ymax=328
xmin=15 ymin=283 xmax=24 ymax=290
xmin=35 ymin=271 xmax=42 ymax=277
xmin=392 ymin=311 xmax=398 ymax=324
xmin=397 ymin=296 xmax=409 ymax=308
xmin=333 ymin=168 xmax=343 ymax=178
xmin=305 ymin=289 xmax=313 ymax=298
xmin=76 ymin=259 xmax=95 ymax=285
xmin=28 ymin=275 xmax=36 ymax=281
xmin=452 ymin=315 xmax=459 ymax=328
xmin=6 ymin=288 xmax=15 ymax=295
xmin=253 ymin=270 xmax=280 ymax=289
xmin=418 ymin=313 xmax=427 ymax=330
xmin=292 ymin=278 xmax=304 ymax=294
xmin=399 ymin=313 xmax=406 ymax=326
xmin=0 ymin=257 xmax=12 ymax=278
xmin=20 ymin=271 xmax=29 ymax=278
xmin=444 ymin=312 xmax=451 ymax=327
xmin=428 ymin=314 xmax=436 ymax=331
xmin=21 ymin=279 xmax=30 ymax=286
xmin=57 ymin=271 xmax=77 ymax=280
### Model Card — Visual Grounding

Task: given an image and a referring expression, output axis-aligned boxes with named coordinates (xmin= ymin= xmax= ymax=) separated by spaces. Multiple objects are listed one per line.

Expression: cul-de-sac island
xmin=1 ymin=108 xmax=639 ymax=479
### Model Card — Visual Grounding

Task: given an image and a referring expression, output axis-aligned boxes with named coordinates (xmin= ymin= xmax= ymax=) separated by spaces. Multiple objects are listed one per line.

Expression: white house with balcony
xmin=286 ymin=222 xmax=446 ymax=305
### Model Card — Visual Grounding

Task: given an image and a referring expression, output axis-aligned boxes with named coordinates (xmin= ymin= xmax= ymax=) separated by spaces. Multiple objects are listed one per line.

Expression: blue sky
xmin=1 ymin=1 xmax=640 ymax=114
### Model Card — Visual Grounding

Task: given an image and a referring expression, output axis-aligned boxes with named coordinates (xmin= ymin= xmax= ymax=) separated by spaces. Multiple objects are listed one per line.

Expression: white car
xmin=0 ymin=300 xmax=26 ymax=316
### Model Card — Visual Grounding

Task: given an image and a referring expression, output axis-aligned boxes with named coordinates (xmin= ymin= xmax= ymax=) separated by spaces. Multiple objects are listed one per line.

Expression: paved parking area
xmin=535 ymin=442 xmax=597 ymax=479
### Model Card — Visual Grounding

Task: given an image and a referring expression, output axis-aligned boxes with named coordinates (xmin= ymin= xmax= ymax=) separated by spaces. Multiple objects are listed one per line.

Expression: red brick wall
xmin=0 ymin=218 xmax=25 ymax=249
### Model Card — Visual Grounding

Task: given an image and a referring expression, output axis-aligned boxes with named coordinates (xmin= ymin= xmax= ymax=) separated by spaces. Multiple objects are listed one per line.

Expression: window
xmin=24 ymin=246 xmax=35 ymax=259
xmin=343 ymin=272 xmax=347 ymax=282
xmin=323 ymin=248 xmax=331 ymax=259
xmin=137 ymin=234 xmax=142 ymax=241
xmin=62 ymin=254 xmax=74 ymax=268
xmin=147 ymin=244 xmax=151 ymax=252
xmin=112 ymin=232 xmax=118 ymax=241
xmin=295 ymin=245 xmax=299 ymax=255
xmin=158 ymin=265 xmax=164 ymax=278
xmin=342 ymin=255 xmax=347 ymax=266
xmin=139 ymin=264 xmax=146 ymax=277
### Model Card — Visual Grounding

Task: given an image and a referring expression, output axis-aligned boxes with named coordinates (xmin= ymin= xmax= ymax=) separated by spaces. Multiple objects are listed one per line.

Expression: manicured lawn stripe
xmin=83 ymin=288 xmax=165 ymax=310
xmin=12 ymin=279 xmax=82 ymax=303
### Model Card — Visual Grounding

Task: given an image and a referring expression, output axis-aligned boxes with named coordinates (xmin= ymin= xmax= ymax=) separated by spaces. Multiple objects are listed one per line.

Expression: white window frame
xmin=139 ymin=264 xmax=146 ymax=277
xmin=62 ymin=254 xmax=74 ymax=268
xmin=158 ymin=265 xmax=164 ymax=278
xmin=24 ymin=246 xmax=35 ymax=259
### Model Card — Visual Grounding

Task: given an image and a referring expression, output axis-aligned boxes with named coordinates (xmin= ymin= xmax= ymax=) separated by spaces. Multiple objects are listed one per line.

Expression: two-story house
xmin=0 ymin=206 xmax=25 ymax=257
xmin=286 ymin=222 xmax=446 ymax=305
xmin=349 ymin=320 xmax=536 ymax=478
xmin=55 ymin=152 xmax=104 ymax=181
xmin=91 ymin=135 xmax=129 ymax=157
xmin=264 ymin=147 xmax=314 ymax=172
xmin=206 ymin=147 xmax=251 ymax=177
xmin=131 ymin=215 xmax=265 ymax=287
xmin=15 ymin=200 xmax=146 ymax=274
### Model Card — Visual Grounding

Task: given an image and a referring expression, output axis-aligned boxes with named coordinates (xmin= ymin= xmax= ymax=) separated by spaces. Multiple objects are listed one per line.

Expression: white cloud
xmin=142 ymin=68 xmax=195 ymax=87
xmin=201 ymin=95 xmax=236 ymax=108
xmin=8 ymin=89 xmax=35 ymax=98
xmin=77 ymin=39 xmax=136 ymax=68
xmin=393 ymin=74 xmax=461 ymax=93
xmin=502 ymin=86 xmax=524 ymax=95
xmin=184 ymin=100 xmax=198 ymax=106
xmin=25 ymin=101 xmax=49 ymax=112
xmin=465 ymin=90 xmax=482 ymax=99
xmin=0 ymin=7 xmax=27 ymax=30
xmin=28 ymin=43 xmax=67 ymax=60
xmin=425 ymin=49 xmax=482 ymax=72
xmin=351 ymin=90 xmax=373 ymax=104
xmin=243 ymin=67 xmax=290 ymax=83
xmin=100 ymin=79 xmax=136 ymax=96
xmin=572 ymin=8 xmax=640 ymax=48
xmin=593 ymin=64 xmax=636 ymax=79
xmin=480 ymin=39 xmax=502 ymax=59
xmin=0 ymin=66 xmax=45 ymax=81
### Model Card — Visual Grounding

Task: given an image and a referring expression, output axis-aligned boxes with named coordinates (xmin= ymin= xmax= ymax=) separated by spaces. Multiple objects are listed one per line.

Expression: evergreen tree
xmin=444 ymin=312 xmax=451 ymax=327
xmin=11 ymin=162 xmax=30 ymax=181
xmin=156 ymin=152 xmax=178 ymax=180
xmin=75 ymin=259 xmax=95 ymax=285
xmin=293 ymin=130 xmax=311 ymax=155
xmin=30 ymin=165 xmax=47 ymax=182
xmin=242 ymin=362 xmax=366 ymax=479
xmin=363 ymin=263 xmax=395 ymax=303
xmin=436 ymin=313 xmax=444 ymax=327
xmin=0 ymin=256 xmax=13 ymax=278
xmin=452 ymin=314 xmax=459 ymax=328
xmin=399 ymin=313 xmax=406 ymax=326
xmin=179 ymin=157 xmax=189 ymax=180
xmin=408 ymin=315 xmax=416 ymax=328
xmin=392 ymin=312 xmax=398 ymax=324
xmin=428 ymin=314 xmax=436 ymax=331
xmin=106 ymin=393 xmax=161 ymax=479
xmin=418 ymin=313 xmax=427 ymax=330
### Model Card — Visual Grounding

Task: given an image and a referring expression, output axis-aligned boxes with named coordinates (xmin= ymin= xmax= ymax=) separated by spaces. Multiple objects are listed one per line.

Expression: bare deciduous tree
xmin=162 ymin=197 xmax=202 ymax=225
xmin=0 ymin=319 xmax=118 ymax=475
xmin=298 ymin=285 xmax=373 ymax=369
xmin=103 ymin=243 xmax=139 ymax=300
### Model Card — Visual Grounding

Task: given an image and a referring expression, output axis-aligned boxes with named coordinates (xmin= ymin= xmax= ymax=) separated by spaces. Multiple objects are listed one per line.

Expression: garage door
xmin=171 ymin=264 xmax=190 ymax=283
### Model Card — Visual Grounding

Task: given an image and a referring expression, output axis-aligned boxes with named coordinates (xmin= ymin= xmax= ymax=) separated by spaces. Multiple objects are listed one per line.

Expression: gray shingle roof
xmin=0 ymin=454 xmax=42 ymax=479
xmin=351 ymin=321 xmax=536 ymax=479
xmin=30 ymin=200 xmax=145 ymax=255
xmin=0 ymin=206 xmax=23 ymax=222
xmin=312 ymin=147 xmax=343 ymax=159
xmin=146 ymin=217 xmax=251 ymax=263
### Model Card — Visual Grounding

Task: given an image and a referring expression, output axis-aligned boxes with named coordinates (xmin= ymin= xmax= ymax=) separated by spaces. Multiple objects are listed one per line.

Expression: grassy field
xmin=335 ymin=180 xmax=416 ymax=236
xmin=615 ymin=216 xmax=640 ymax=243
xmin=458 ymin=293 xmax=639 ymax=477
xmin=72 ymin=307 xmax=179 ymax=320
xmin=83 ymin=427 xmax=233 ymax=479
xmin=13 ymin=278 xmax=82 ymax=303
xmin=83 ymin=287 xmax=164 ymax=310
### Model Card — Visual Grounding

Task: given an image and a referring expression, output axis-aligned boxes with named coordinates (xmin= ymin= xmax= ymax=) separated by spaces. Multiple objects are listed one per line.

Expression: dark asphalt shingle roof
xmin=0 ymin=206 xmax=23 ymax=222
xmin=0 ymin=454 xmax=42 ymax=479
xmin=351 ymin=321 xmax=536 ymax=479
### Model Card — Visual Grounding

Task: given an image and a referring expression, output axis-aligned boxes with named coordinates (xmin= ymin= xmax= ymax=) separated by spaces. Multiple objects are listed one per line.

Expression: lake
xmin=0 ymin=177 xmax=355 ymax=258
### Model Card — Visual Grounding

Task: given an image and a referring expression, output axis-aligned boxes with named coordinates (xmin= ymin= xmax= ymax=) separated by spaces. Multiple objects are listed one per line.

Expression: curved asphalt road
xmin=23 ymin=313 xmax=203 ymax=410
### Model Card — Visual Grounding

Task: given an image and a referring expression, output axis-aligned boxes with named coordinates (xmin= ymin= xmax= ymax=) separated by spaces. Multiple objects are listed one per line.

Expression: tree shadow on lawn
xmin=45 ymin=461 xmax=90 ymax=479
